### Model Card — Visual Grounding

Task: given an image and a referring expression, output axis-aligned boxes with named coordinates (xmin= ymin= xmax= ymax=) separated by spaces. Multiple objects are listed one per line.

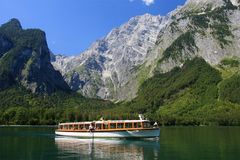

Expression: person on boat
xmin=89 ymin=122 xmax=95 ymax=132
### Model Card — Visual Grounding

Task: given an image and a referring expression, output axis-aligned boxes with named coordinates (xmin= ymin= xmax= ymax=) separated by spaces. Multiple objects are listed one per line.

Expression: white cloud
xmin=142 ymin=0 xmax=155 ymax=6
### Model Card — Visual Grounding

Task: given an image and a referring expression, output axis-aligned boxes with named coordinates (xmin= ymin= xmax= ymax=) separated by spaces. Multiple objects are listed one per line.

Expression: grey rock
xmin=52 ymin=0 xmax=240 ymax=101
xmin=52 ymin=13 xmax=168 ymax=100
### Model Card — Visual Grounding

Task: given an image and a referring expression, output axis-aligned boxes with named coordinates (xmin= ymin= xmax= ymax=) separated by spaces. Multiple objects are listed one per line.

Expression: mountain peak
xmin=184 ymin=0 xmax=226 ymax=9
xmin=0 ymin=19 xmax=70 ymax=94
xmin=51 ymin=12 xmax=169 ymax=100
xmin=185 ymin=0 xmax=223 ymax=4
xmin=230 ymin=0 xmax=240 ymax=6
xmin=1 ymin=18 xmax=22 ymax=30
xmin=129 ymin=13 xmax=162 ymax=23
xmin=185 ymin=0 xmax=240 ymax=8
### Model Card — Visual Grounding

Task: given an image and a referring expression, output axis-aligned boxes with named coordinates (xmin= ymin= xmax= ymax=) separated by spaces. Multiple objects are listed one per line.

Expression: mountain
xmin=52 ymin=14 xmax=168 ymax=100
xmin=152 ymin=0 xmax=240 ymax=73
xmin=0 ymin=19 xmax=70 ymax=94
xmin=0 ymin=19 xmax=114 ymax=125
xmin=52 ymin=0 xmax=240 ymax=101
xmin=103 ymin=0 xmax=240 ymax=125
xmin=106 ymin=57 xmax=240 ymax=125
xmin=1 ymin=0 xmax=240 ymax=125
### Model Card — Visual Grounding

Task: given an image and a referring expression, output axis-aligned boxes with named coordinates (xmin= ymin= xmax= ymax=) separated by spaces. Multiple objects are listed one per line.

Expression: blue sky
xmin=0 ymin=0 xmax=186 ymax=56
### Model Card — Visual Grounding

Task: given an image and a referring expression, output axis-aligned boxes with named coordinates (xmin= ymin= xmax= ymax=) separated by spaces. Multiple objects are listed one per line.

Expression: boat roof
xmin=59 ymin=119 xmax=150 ymax=125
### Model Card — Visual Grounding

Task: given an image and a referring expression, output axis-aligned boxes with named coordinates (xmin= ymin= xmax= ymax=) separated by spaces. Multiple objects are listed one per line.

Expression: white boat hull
xmin=55 ymin=129 xmax=160 ymax=138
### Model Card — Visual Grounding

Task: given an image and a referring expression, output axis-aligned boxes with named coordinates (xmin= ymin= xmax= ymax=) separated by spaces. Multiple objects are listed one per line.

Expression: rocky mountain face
xmin=0 ymin=19 xmax=70 ymax=94
xmin=52 ymin=14 xmax=168 ymax=100
xmin=52 ymin=0 xmax=240 ymax=101
xmin=150 ymin=0 xmax=240 ymax=73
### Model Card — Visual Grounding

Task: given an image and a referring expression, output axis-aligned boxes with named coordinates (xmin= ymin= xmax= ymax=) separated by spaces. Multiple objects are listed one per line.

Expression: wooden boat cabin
xmin=57 ymin=120 xmax=154 ymax=132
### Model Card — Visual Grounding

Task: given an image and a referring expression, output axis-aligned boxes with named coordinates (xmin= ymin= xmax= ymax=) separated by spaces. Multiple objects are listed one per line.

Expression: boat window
xmin=63 ymin=125 xmax=68 ymax=129
xmin=117 ymin=123 xmax=123 ymax=129
xmin=103 ymin=123 xmax=108 ymax=129
xmin=134 ymin=122 xmax=141 ymax=128
xmin=143 ymin=122 xmax=151 ymax=128
xmin=85 ymin=124 xmax=90 ymax=130
xmin=110 ymin=123 xmax=116 ymax=129
xmin=79 ymin=124 xmax=84 ymax=130
xmin=96 ymin=124 xmax=102 ymax=130
xmin=125 ymin=123 xmax=132 ymax=128
xmin=74 ymin=125 xmax=78 ymax=130
xmin=69 ymin=125 xmax=73 ymax=130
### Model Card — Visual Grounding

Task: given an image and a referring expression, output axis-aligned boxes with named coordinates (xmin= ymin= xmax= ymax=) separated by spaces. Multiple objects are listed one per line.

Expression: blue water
xmin=0 ymin=126 xmax=239 ymax=160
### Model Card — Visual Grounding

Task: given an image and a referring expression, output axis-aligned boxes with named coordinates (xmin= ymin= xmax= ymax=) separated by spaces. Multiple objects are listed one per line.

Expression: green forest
xmin=106 ymin=57 xmax=240 ymax=126
xmin=0 ymin=86 xmax=115 ymax=125
xmin=1 ymin=57 xmax=240 ymax=126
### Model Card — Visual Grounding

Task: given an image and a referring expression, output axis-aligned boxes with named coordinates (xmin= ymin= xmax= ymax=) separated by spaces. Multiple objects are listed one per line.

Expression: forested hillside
xmin=107 ymin=57 xmax=240 ymax=126
xmin=0 ymin=86 xmax=114 ymax=125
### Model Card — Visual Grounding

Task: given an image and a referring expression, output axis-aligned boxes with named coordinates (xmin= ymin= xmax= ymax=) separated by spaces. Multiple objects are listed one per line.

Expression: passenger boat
xmin=55 ymin=115 xmax=160 ymax=138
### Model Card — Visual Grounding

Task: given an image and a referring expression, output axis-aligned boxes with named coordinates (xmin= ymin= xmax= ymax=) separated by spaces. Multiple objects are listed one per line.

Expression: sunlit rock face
xmin=151 ymin=0 xmax=240 ymax=73
xmin=52 ymin=14 xmax=168 ymax=100
xmin=52 ymin=0 xmax=240 ymax=101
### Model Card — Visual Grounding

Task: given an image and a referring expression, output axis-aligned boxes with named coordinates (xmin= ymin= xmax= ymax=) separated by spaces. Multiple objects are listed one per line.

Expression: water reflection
xmin=55 ymin=137 xmax=160 ymax=160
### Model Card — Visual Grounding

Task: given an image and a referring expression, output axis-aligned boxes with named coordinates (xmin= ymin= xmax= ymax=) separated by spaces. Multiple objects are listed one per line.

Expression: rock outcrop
xmin=52 ymin=0 xmax=240 ymax=101
xmin=52 ymin=14 xmax=168 ymax=100
xmin=0 ymin=19 xmax=70 ymax=94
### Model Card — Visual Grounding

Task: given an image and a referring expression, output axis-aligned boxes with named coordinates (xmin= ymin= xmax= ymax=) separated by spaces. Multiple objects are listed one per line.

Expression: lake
xmin=0 ymin=126 xmax=239 ymax=160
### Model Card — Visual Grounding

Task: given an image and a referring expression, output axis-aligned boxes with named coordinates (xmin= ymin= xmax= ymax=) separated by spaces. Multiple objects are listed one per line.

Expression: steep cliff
xmin=52 ymin=14 xmax=167 ymax=100
xmin=0 ymin=19 xmax=70 ymax=94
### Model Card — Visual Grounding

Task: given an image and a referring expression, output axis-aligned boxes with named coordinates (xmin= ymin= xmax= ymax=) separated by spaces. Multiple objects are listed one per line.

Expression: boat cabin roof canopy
xmin=59 ymin=120 xmax=150 ymax=125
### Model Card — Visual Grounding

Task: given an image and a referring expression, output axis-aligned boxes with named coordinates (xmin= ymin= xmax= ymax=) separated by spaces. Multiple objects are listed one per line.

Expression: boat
xmin=55 ymin=115 xmax=160 ymax=138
